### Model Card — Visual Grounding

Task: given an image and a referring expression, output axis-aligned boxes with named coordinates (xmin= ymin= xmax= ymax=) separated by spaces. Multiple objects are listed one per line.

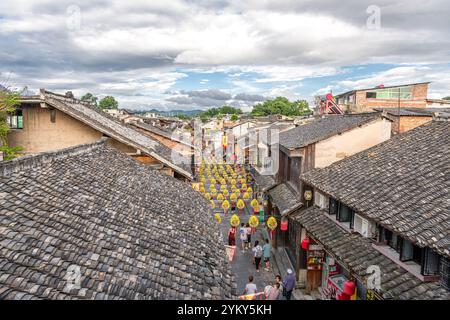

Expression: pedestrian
xmin=262 ymin=238 xmax=271 ymax=271
xmin=267 ymin=283 xmax=281 ymax=300
xmin=282 ymin=269 xmax=296 ymax=300
xmin=246 ymin=223 xmax=252 ymax=249
xmin=228 ymin=226 xmax=236 ymax=246
xmin=239 ymin=223 xmax=248 ymax=251
xmin=243 ymin=275 xmax=257 ymax=295
xmin=252 ymin=240 xmax=263 ymax=272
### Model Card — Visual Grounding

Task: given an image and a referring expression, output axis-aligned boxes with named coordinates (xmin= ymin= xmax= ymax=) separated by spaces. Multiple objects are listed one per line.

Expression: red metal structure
xmin=319 ymin=93 xmax=344 ymax=115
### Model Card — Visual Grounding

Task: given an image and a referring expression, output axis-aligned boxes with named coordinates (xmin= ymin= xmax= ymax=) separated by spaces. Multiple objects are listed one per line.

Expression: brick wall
xmin=344 ymin=83 xmax=429 ymax=113
xmin=391 ymin=116 xmax=433 ymax=134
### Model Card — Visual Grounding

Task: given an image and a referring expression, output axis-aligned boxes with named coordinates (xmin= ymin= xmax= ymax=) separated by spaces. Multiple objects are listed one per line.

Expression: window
xmin=366 ymin=86 xmax=413 ymax=100
xmin=314 ymin=190 xmax=329 ymax=210
xmin=440 ymin=257 xmax=450 ymax=290
xmin=337 ymin=203 xmax=354 ymax=227
xmin=329 ymin=198 xmax=338 ymax=215
xmin=353 ymin=214 xmax=374 ymax=238
xmin=422 ymin=248 xmax=440 ymax=276
xmin=7 ymin=109 xmax=23 ymax=129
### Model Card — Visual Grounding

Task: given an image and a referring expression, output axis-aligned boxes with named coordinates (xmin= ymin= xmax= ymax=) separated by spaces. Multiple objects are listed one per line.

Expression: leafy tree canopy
xmin=230 ymin=114 xmax=239 ymax=121
xmin=0 ymin=90 xmax=22 ymax=160
xmin=81 ymin=92 xmax=98 ymax=105
xmin=200 ymin=105 xmax=242 ymax=120
xmin=98 ymin=96 xmax=118 ymax=110
xmin=251 ymin=97 xmax=311 ymax=117
xmin=443 ymin=96 xmax=450 ymax=100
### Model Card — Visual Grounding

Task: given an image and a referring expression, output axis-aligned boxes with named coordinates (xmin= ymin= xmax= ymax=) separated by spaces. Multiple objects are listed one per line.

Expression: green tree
xmin=81 ymin=92 xmax=98 ymax=106
xmin=175 ymin=114 xmax=191 ymax=120
xmin=0 ymin=90 xmax=22 ymax=160
xmin=98 ymin=96 xmax=119 ymax=110
xmin=230 ymin=114 xmax=239 ymax=121
xmin=443 ymin=96 xmax=450 ymax=100
xmin=251 ymin=97 xmax=311 ymax=117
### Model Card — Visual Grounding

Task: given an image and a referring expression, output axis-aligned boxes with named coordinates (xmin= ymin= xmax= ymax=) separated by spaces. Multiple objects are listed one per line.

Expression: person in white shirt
xmin=252 ymin=241 xmax=263 ymax=272
xmin=243 ymin=275 xmax=257 ymax=295
xmin=239 ymin=223 xmax=248 ymax=251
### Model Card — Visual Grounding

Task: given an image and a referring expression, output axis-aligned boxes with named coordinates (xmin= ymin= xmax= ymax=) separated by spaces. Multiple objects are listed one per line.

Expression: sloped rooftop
xmin=0 ymin=139 xmax=234 ymax=300
xmin=302 ymin=121 xmax=450 ymax=257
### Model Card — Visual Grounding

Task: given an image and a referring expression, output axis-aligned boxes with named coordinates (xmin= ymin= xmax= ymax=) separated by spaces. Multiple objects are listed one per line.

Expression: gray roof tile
xmin=0 ymin=139 xmax=235 ymax=300
xmin=302 ymin=121 xmax=450 ymax=257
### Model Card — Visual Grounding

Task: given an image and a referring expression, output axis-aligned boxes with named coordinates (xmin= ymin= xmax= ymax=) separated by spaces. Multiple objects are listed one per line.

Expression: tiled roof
xmin=279 ymin=114 xmax=380 ymax=150
xmin=0 ymin=139 xmax=234 ymax=300
xmin=250 ymin=169 xmax=277 ymax=192
xmin=132 ymin=122 xmax=195 ymax=148
xmin=292 ymin=206 xmax=449 ymax=300
xmin=302 ymin=121 xmax=450 ymax=257
xmin=374 ymin=107 xmax=450 ymax=117
xmin=268 ymin=183 xmax=302 ymax=216
xmin=37 ymin=90 xmax=193 ymax=179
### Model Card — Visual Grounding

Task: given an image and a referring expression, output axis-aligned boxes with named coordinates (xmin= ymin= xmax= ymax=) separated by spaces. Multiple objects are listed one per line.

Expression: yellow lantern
xmin=222 ymin=200 xmax=230 ymax=211
xmin=247 ymin=187 xmax=253 ymax=193
xmin=204 ymin=192 xmax=211 ymax=200
xmin=250 ymin=199 xmax=259 ymax=208
xmin=220 ymin=178 xmax=227 ymax=185
xmin=237 ymin=199 xmax=245 ymax=210
xmin=210 ymin=178 xmax=217 ymax=185
xmin=243 ymin=192 xmax=251 ymax=200
xmin=214 ymin=213 xmax=222 ymax=224
xmin=249 ymin=215 xmax=259 ymax=228
xmin=217 ymin=193 xmax=224 ymax=202
xmin=230 ymin=193 xmax=237 ymax=202
xmin=223 ymin=189 xmax=229 ymax=197
xmin=210 ymin=200 xmax=216 ymax=208
xmin=230 ymin=214 xmax=240 ymax=227
xmin=267 ymin=216 xmax=277 ymax=230
xmin=240 ymin=178 xmax=246 ymax=185
xmin=210 ymin=189 xmax=217 ymax=197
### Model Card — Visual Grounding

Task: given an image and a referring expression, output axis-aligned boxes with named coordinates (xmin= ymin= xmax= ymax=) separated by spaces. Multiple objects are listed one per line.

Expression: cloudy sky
xmin=0 ymin=0 xmax=449 ymax=111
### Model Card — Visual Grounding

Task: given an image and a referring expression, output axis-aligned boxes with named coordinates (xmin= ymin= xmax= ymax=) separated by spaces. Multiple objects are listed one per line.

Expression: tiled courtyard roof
xmin=0 ymin=139 xmax=234 ymax=300
xmin=268 ymin=183 xmax=302 ymax=216
xmin=302 ymin=121 xmax=450 ymax=257
xmin=292 ymin=206 xmax=449 ymax=300
xmin=279 ymin=114 xmax=380 ymax=150
xmin=37 ymin=90 xmax=193 ymax=179
xmin=250 ymin=169 xmax=277 ymax=193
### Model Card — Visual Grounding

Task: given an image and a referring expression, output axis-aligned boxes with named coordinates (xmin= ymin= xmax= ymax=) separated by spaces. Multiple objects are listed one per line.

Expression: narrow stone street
xmin=217 ymin=205 xmax=276 ymax=298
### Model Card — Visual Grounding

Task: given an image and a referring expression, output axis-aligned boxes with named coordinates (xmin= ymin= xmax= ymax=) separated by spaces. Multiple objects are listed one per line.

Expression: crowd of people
xmin=229 ymin=222 xmax=297 ymax=300
xmin=242 ymin=270 xmax=296 ymax=300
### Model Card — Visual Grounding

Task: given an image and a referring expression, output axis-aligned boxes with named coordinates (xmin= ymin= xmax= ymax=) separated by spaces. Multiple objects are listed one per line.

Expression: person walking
xmin=252 ymin=240 xmax=263 ymax=272
xmin=242 ymin=275 xmax=257 ymax=295
xmin=282 ymin=269 xmax=296 ymax=300
xmin=227 ymin=226 xmax=236 ymax=246
xmin=267 ymin=283 xmax=281 ymax=300
xmin=245 ymin=223 xmax=252 ymax=250
xmin=262 ymin=239 xmax=271 ymax=271
xmin=239 ymin=223 xmax=248 ymax=251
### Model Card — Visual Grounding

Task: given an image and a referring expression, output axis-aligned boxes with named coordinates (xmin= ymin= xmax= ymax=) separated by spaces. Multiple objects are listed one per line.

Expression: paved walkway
xmin=218 ymin=205 xmax=277 ymax=298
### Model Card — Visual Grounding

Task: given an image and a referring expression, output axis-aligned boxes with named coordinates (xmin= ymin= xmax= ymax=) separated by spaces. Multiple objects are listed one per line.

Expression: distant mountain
xmin=140 ymin=109 xmax=204 ymax=117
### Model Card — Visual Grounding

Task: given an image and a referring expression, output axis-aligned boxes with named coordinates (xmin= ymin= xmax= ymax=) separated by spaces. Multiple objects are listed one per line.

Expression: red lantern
xmin=343 ymin=280 xmax=356 ymax=296
xmin=280 ymin=219 xmax=288 ymax=231
xmin=301 ymin=238 xmax=310 ymax=250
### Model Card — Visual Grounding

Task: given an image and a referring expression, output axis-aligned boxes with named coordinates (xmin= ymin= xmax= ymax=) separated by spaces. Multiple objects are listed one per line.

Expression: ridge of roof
xmin=0 ymin=138 xmax=107 ymax=177
xmin=36 ymin=90 xmax=193 ymax=179
xmin=301 ymin=120 xmax=450 ymax=256
xmin=279 ymin=113 xmax=381 ymax=150
xmin=292 ymin=206 xmax=449 ymax=300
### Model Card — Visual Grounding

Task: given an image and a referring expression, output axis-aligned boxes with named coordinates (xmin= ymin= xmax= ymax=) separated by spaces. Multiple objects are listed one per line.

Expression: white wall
xmin=315 ymin=118 xmax=391 ymax=168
